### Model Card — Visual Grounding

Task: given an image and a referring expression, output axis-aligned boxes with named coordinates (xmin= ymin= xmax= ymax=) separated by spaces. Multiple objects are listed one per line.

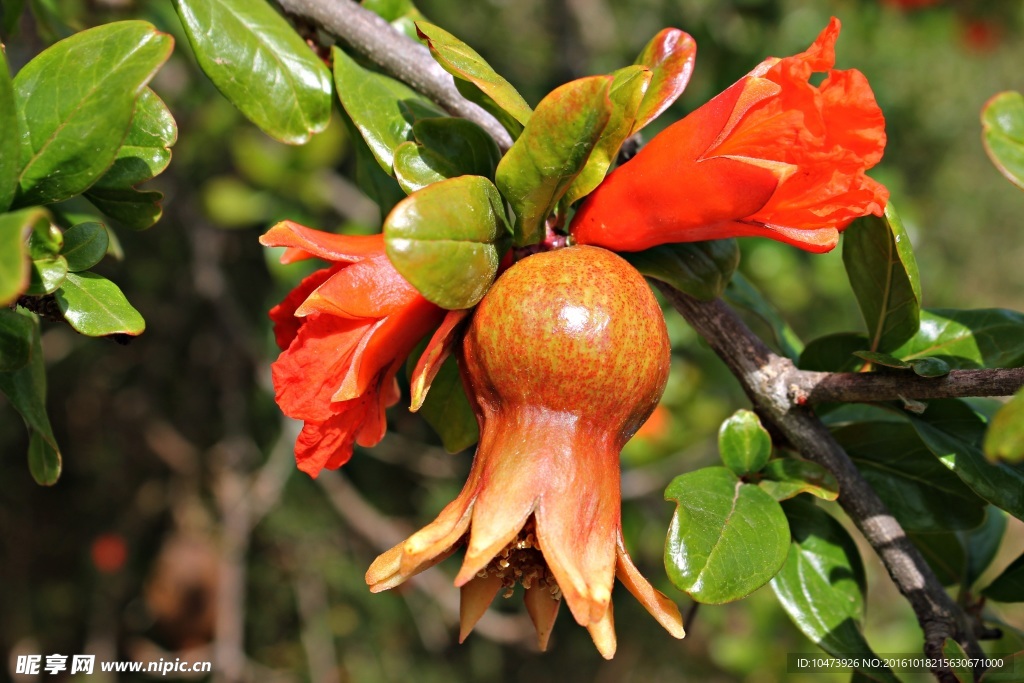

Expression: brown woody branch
xmin=797 ymin=367 xmax=1024 ymax=404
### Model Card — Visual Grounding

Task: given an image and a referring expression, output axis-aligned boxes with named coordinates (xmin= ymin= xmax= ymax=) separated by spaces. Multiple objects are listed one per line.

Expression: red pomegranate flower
xmin=261 ymin=221 xmax=444 ymax=477
xmin=570 ymin=17 xmax=888 ymax=254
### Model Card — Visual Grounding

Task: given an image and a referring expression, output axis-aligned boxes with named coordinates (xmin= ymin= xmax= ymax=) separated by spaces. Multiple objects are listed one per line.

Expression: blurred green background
xmin=2 ymin=0 xmax=1024 ymax=681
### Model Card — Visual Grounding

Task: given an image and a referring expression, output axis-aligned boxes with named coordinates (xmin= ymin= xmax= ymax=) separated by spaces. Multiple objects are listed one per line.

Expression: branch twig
xmin=797 ymin=367 xmax=1024 ymax=403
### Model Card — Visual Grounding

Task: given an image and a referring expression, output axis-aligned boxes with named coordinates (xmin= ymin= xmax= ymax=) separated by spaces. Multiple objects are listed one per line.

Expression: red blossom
xmin=261 ymin=221 xmax=444 ymax=477
xmin=570 ymin=17 xmax=888 ymax=254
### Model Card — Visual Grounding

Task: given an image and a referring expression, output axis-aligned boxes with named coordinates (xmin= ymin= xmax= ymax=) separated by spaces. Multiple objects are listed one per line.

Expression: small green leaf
xmin=0 ymin=312 xmax=62 ymax=485
xmin=910 ymin=357 xmax=951 ymax=378
xmin=0 ymin=45 xmax=19 ymax=213
xmin=665 ymin=466 xmax=790 ymax=604
xmin=0 ymin=206 xmax=49 ymax=306
xmin=84 ymin=189 xmax=165 ymax=231
xmin=623 ymin=239 xmax=739 ymax=301
xmin=415 ymin=21 xmax=532 ymax=128
xmin=758 ymin=458 xmax=839 ymax=502
xmin=174 ymin=0 xmax=331 ymax=144
xmin=982 ymin=91 xmax=1024 ymax=190
xmin=413 ymin=353 xmax=478 ymax=453
xmin=632 ymin=28 xmax=696 ymax=132
xmin=393 ymin=117 xmax=501 ymax=194
xmin=853 ymin=350 xmax=911 ymax=369
xmin=13 ymin=21 xmax=173 ymax=206
xmin=963 ymin=506 xmax=1007 ymax=588
xmin=834 ymin=421 xmax=987 ymax=532
xmin=341 ymin=113 xmax=406 ymax=216
xmin=771 ymin=499 xmax=898 ymax=683
xmin=0 ymin=307 xmax=34 ymax=372
xmin=982 ymin=553 xmax=1024 ymax=602
xmin=910 ymin=399 xmax=1024 ymax=521
xmin=60 ymin=222 xmax=109 ymax=272
xmin=27 ymin=219 xmax=63 ymax=259
xmin=27 ymin=256 xmax=68 ymax=295
xmin=725 ymin=272 xmax=804 ymax=361
xmin=564 ymin=65 xmax=651 ymax=206
xmin=718 ymin=409 xmax=772 ymax=476
xmin=941 ymin=639 xmax=973 ymax=683
xmin=984 ymin=389 xmax=1024 ymax=464
xmin=798 ymin=333 xmax=869 ymax=372
xmin=333 ymin=46 xmax=443 ymax=172
xmin=54 ymin=271 xmax=145 ymax=337
xmin=842 ymin=202 xmax=921 ymax=353
xmin=892 ymin=308 xmax=1024 ymax=369
xmin=496 ymin=76 xmax=612 ymax=246
xmin=384 ymin=175 xmax=510 ymax=310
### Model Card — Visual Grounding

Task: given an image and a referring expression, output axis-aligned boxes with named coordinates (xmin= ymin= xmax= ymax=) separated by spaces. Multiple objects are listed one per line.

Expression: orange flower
xmin=261 ymin=221 xmax=444 ymax=477
xmin=570 ymin=18 xmax=888 ymax=254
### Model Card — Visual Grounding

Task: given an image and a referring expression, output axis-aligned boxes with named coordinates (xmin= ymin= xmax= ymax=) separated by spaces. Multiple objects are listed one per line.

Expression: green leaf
xmin=982 ymin=91 xmax=1024 ymax=190
xmin=834 ymin=421 xmax=987 ymax=532
xmin=718 ymin=409 xmax=772 ymax=476
xmin=771 ymin=500 xmax=898 ymax=683
xmin=54 ymin=271 xmax=145 ymax=337
xmin=799 ymin=333 xmax=869 ymax=372
xmin=665 ymin=466 xmax=790 ymax=604
xmin=384 ymin=175 xmax=510 ymax=310
xmin=622 ymin=239 xmax=739 ymax=301
xmin=910 ymin=399 xmax=1024 ymax=521
xmin=27 ymin=255 xmax=68 ymax=295
xmin=963 ymin=506 xmax=1007 ymax=588
xmin=496 ymin=76 xmax=612 ymax=247
xmin=174 ymin=0 xmax=331 ymax=144
xmin=13 ymin=21 xmax=172 ymax=206
xmin=341 ymin=113 xmax=406 ymax=216
xmin=85 ymin=88 xmax=177 ymax=229
xmin=632 ymin=28 xmax=696 ymax=132
xmin=60 ymin=222 xmax=109 ymax=272
xmin=333 ymin=46 xmax=443 ymax=172
xmin=0 ymin=206 xmax=49 ymax=306
xmin=0 ymin=312 xmax=62 ymax=485
xmin=891 ymin=308 xmax=1024 ymax=369
xmin=842 ymin=202 xmax=922 ymax=353
xmin=725 ymin=272 xmax=804 ymax=361
xmin=853 ymin=350 xmax=911 ymax=369
xmin=758 ymin=458 xmax=839 ymax=502
xmin=415 ymin=21 xmax=532 ymax=128
xmin=941 ymin=639 xmax=973 ymax=683
xmin=564 ymin=65 xmax=651 ymax=206
xmin=982 ymin=553 xmax=1024 ymax=602
xmin=910 ymin=357 xmax=951 ymax=378
xmin=984 ymin=388 xmax=1024 ymax=464
xmin=0 ymin=307 xmax=34 ymax=372
xmin=0 ymin=45 xmax=19 ymax=213
xmin=414 ymin=354 xmax=478 ymax=453
xmin=393 ymin=117 xmax=501 ymax=194
xmin=2 ymin=0 xmax=25 ymax=36
xmin=908 ymin=531 xmax=965 ymax=586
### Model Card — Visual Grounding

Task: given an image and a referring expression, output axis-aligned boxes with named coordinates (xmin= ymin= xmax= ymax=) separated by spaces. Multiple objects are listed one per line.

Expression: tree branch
xmin=275 ymin=0 xmax=514 ymax=151
xmin=797 ymin=367 xmax=1024 ymax=404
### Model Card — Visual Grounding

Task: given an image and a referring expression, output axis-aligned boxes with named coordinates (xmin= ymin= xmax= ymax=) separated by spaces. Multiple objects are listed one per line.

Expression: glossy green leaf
xmin=174 ymin=0 xmax=331 ymax=144
xmin=942 ymin=639 xmax=973 ymax=683
xmin=415 ymin=21 xmax=532 ymax=128
xmin=799 ymin=333 xmax=869 ymax=372
xmin=908 ymin=531 xmax=965 ymax=586
xmin=985 ymin=389 xmax=1024 ymax=463
xmin=853 ymin=350 xmax=910 ymax=369
xmin=496 ymin=76 xmax=612 ymax=247
xmin=0 ymin=307 xmax=34 ymax=372
xmin=632 ymin=28 xmax=696 ymax=132
xmin=725 ymin=272 xmax=804 ymax=361
xmin=384 ymin=175 xmax=510 ymax=310
xmin=891 ymin=308 xmax=1024 ymax=369
xmin=54 ymin=271 xmax=145 ymax=337
xmin=834 ymin=421 xmax=987 ymax=532
xmin=665 ymin=466 xmax=789 ymax=604
xmin=623 ymin=239 xmax=739 ymax=301
xmin=85 ymin=188 xmax=165 ymax=231
xmin=758 ymin=458 xmax=839 ymax=502
xmin=0 ymin=312 xmax=62 ymax=485
xmin=414 ymin=354 xmax=478 ymax=453
xmin=842 ymin=203 xmax=921 ymax=353
xmin=910 ymin=400 xmax=1024 ymax=521
xmin=13 ymin=21 xmax=172 ymax=206
xmin=27 ymin=219 xmax=62 ymax=259
xmin=564 ymin=65 xmax=651 ymax=206
xmin=982 ymin=91 xmax=1024 ymax=190
xmin=0 ymin=207 xmax=49 ymax=306
xmin=342 ymin=113 xmax=406 ymax=216
xmin=393 ymin=117 xmax=501 ymax=194
xmin=718 ymin=409 xmax=772 ymax=476
xmin=963 ymin=506 xmax=1007 ymax=588
xmin=982 ymin=553 xmax=1024 ymax=602
xmin=60 ymin=222 xmax=109 ymax=272
xmin=910 ymin=357 xmax=951 ymax=378
xmin=771 ymin=500 xmax=897 ymax=683
xmin=27 ymin=256 xmax=68 ymax=295
xmin=0 ymin=46 xmax=18 ymax=213
xmin=333 ymin=46 xmax=443 ymax=172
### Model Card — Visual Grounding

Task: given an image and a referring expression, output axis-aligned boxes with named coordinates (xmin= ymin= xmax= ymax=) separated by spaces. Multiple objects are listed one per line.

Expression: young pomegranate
xmin=366 ymin=245 xmax=684 ymax=657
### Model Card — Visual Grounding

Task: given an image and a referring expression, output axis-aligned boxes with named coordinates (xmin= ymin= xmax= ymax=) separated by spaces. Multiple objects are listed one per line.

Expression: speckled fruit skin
xmin=462 ymin=245 xmax=670 ymax=448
